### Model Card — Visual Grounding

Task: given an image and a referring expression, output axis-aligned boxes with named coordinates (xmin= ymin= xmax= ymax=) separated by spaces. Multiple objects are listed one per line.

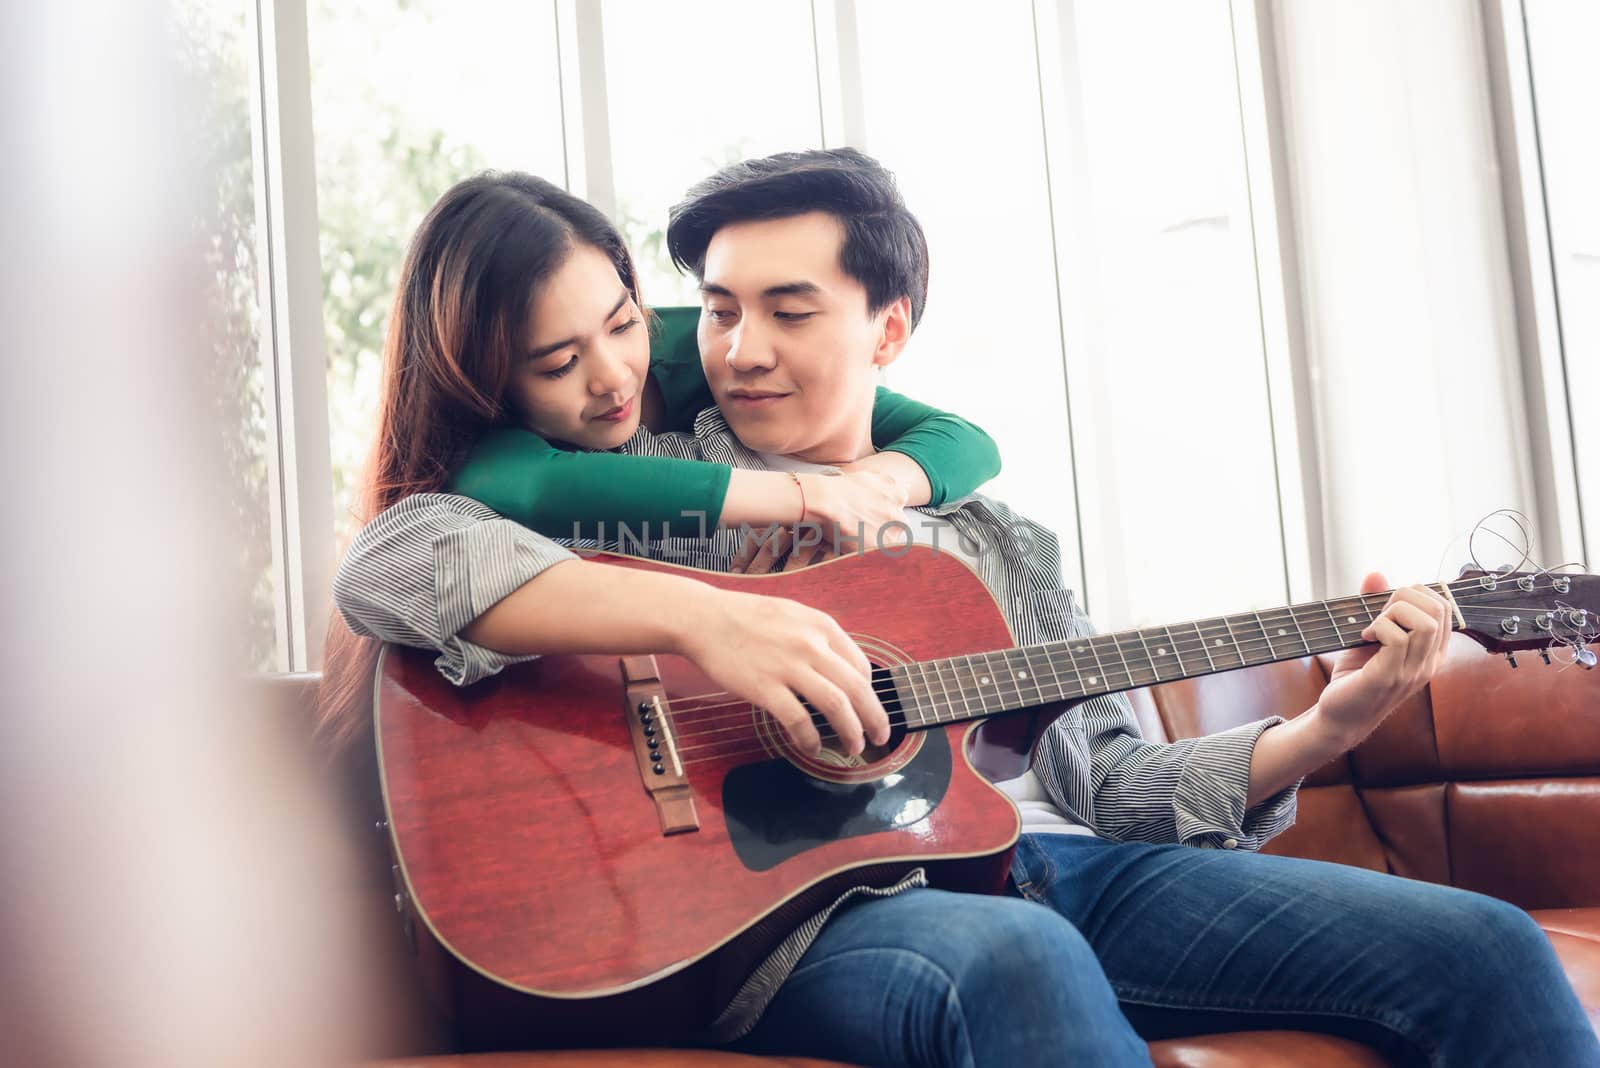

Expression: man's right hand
xmin=674 ymin=586 xmax=890 ymax=756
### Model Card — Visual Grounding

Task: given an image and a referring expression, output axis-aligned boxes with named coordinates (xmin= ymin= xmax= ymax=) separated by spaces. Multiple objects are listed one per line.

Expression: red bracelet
xmin=788 ymin=471 xmax=806 ymax=524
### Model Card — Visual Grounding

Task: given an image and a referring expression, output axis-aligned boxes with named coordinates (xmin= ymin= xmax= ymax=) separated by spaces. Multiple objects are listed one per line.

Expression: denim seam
xmin=1111 ymin=982 xmax=1441 ymax=1064
xmin=1013 ymin=837 xmax=1058 ymax=907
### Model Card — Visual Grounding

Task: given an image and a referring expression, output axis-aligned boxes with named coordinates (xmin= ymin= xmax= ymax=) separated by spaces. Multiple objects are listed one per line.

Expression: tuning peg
xmin=1540 ymin=649 xmax=1552 ymax=665
xmin=1506 ymin=652 xmax=1518 ymax=669
xmin=1577 ymin=648 xmax=1597 ymax=670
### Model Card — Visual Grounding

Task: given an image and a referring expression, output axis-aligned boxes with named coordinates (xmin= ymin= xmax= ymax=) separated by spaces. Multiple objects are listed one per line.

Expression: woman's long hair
xmin=317 ymin=172 xmax=643 ymax=753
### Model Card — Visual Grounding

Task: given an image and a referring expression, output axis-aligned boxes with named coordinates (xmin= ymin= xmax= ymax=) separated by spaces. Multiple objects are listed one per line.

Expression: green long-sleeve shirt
xmin=449 ymin=306 xmax=1000 ymax=540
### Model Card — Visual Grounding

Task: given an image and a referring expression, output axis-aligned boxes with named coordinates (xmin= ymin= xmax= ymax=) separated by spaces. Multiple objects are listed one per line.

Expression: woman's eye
xmin=540 ymin=355 xmax=578 ymax=379
xmin=610 ymin=316 xmax=641 ymax=336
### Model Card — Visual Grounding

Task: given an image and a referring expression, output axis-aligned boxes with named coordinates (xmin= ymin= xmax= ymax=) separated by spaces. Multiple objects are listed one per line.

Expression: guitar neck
xmin=890 ymin=590 xmax=1455 ymax=728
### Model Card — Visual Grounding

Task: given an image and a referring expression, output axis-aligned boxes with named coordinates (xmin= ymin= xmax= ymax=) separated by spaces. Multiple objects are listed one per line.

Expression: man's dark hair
xmin=666 ymin=148 xmax=930 ymax=329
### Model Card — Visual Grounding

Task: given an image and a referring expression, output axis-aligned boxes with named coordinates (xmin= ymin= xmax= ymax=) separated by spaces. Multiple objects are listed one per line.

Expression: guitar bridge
xmin=620 ymin=656 xmax=699 ymax=835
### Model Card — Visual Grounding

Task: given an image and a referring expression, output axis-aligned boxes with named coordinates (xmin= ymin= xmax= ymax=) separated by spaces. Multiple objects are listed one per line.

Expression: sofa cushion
xmin=1532 ymin=908 xmax=1600 ymax=1034
xmin=1147 ymin=1030 xmax=1386 ymax=1067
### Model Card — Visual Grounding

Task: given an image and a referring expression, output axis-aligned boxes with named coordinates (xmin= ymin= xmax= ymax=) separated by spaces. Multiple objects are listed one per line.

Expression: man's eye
xmin=774 ymin=311 xmax=816 ymax=323
xmin=540 ymin=355 xmax=578 ymax=379
xmin=705 ymin=308 xmax=737 ymax=324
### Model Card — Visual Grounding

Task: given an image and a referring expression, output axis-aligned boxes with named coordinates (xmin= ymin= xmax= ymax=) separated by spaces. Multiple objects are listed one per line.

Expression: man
xmin=337 ymin=149 xmax=1597 ymax=1066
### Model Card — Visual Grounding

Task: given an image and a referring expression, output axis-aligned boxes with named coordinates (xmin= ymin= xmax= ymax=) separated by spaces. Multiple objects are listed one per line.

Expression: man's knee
xmin=1410 ymin=889 xmax=1554 ymax=992
xmin=1456 ymin=894 xmax=1553 ymax=970
xmin=941 ymin=897 xmax=1097 ymax=993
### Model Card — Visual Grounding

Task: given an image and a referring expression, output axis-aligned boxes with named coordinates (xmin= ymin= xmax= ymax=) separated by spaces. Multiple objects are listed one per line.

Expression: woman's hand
xmin=732 ymin=469 xmax=910 ymax=574
xmin=675 ymin=585 xmax=890 ymax=756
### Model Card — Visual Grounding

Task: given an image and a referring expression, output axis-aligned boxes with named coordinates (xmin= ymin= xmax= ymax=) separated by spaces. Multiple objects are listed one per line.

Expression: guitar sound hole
xmin=722 ymin=724 xmax=951 ymax=873
xmin=813 ymin=722 xmax=908 ymax=768
xmin=798 ymin=664 xmax=909 ymax=768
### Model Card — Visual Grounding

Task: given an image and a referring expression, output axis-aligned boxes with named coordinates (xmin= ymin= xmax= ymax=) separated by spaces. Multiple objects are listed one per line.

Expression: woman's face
xmin=506 ymin=242 xmax=648 ymax=450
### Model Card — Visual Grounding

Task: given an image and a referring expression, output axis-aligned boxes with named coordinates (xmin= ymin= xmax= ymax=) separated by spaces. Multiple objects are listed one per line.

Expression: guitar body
xmin=376 ymin=546 xmax=1052 ymax=1048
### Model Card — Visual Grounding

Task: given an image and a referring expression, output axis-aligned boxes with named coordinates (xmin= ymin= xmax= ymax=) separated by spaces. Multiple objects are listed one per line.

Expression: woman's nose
xmin=588 ymin=346 xmax=633 ymax=396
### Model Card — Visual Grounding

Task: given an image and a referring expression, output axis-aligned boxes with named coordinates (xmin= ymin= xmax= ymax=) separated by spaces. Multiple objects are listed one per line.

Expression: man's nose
xmin=724 ymin=319 xmax=776 ymax=372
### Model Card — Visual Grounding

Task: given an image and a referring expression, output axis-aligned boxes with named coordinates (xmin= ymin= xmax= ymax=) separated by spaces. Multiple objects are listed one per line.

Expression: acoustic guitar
xmin=373 ymin=546 xmax=1596 ymax=1047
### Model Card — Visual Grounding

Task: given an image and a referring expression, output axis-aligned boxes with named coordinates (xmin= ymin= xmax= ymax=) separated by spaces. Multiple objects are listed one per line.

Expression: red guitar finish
xmin=377 ymin=547 xmax=1040 ymax=1047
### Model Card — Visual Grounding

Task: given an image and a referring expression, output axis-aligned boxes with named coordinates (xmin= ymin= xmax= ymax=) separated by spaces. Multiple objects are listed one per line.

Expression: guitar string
xmin=670 ymin=615 xmax=1595 ymax=769
xmin=659 ymin=611 xmax=1578 ymax=765
xmin=645 ymin=567 xmax=1592 ymax=762
xmin=662 ymin=601 xmax=1582 ymax=742
xmin=670 ymin=619 xmax=1599 ymax=768
xmin=659 ymin=576 xmax=1579 ymax=714
xmin=660 ymin=601 xmax=1568 ymax=739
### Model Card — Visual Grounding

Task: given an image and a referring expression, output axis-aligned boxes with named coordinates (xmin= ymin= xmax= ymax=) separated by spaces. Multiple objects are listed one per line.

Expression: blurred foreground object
xmin=0 ymin=3 xmax=392 ymax=1064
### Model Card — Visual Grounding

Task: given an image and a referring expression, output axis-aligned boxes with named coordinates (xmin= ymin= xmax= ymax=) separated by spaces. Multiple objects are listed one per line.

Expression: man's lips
xmin=726 ymin=390 xmax=791 ymax=406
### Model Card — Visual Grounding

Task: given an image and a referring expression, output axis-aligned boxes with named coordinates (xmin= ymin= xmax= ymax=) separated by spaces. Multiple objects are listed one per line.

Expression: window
xmin=600 ymin=0 xmax=822 ymax=307
xmin=851 ymin=0 xmax=1085 ymax=598
xmin=307 ymin=0 xmax=566 ymax=541
xmin=176 ymin=0 xmax=278 ymax=670
xmin=229 ymin=0 xmax=1589 ymax=670
xmin=856 ymin=0 xmax=1287 ymax=627
xmin=1523 ymin=0 xmax=1600 ymax=567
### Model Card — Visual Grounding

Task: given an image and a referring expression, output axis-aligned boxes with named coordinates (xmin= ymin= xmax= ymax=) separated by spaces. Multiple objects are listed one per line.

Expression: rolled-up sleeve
xmin=332 ymin=493 xmax=577 ymax=686
xmin=1030 ymin=593 xmax=1301 ymax=852
xmin=1080 ymin=694 xmax=1299 ymax=850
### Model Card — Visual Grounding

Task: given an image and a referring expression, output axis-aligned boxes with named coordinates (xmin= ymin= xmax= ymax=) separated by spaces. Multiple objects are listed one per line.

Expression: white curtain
xmin=1271 ymin=0 xmax=1540 ymax=591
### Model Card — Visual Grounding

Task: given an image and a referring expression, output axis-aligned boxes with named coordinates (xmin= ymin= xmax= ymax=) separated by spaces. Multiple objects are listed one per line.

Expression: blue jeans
xmin=732 ymin=834 xmax=1598 ymax=1067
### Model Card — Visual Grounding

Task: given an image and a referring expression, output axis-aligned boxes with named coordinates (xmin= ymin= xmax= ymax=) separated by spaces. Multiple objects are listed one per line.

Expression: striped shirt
xmin=334 ymin=405 xmax=1301 ymax=1039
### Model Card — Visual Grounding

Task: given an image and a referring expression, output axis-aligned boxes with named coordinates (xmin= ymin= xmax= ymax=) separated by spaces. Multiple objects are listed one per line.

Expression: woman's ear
xmin=871 ymin=296 xmax=913 ymax=370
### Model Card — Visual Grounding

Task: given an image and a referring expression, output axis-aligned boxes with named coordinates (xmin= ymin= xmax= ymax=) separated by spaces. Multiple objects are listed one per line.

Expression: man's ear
xmin=871 ymin=296 xmax=913 ymax=370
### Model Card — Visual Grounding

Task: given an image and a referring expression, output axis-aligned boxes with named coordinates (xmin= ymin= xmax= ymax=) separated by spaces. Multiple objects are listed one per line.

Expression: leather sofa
xmin=274 ymin=632 xmax=1598 ymax=1066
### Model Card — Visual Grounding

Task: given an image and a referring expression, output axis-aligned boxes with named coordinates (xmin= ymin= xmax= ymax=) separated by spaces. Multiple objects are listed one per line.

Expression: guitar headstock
xmin=1451 ymin=567 xmax=1599 ymax=667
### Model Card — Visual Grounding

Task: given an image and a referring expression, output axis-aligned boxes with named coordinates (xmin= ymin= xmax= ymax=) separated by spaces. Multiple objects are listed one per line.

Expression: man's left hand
xmin=1313 ymin=572 xmax=1453 ymax=750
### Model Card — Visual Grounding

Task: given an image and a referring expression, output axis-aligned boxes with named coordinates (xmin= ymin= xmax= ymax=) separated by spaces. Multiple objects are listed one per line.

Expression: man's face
xmin=697 ymin=212 xmax=908 ymax=463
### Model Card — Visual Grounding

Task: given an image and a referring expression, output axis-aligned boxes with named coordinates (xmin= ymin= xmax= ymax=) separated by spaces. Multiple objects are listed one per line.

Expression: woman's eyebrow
xmin=527 ymin=289 xmax=630 ymax=359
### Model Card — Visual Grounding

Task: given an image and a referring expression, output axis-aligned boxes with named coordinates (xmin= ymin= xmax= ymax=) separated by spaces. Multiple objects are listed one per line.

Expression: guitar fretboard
xmin=890 ymin=592 xmax=1433 ymax=727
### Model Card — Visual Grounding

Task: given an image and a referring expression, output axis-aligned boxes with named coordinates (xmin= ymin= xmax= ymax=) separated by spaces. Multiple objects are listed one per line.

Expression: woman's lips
xmin=594 ymin=397 xmax=634 ymax=423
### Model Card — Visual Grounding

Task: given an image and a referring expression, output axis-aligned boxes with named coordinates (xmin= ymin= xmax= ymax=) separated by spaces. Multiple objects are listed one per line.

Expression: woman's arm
xmin=862 ymin=386 xmax=1001 ymax=506
xmin=451 ymin=359 xmax=1003 ymax=540
xmin=451 ymin=427 xmax=735 ymax=540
